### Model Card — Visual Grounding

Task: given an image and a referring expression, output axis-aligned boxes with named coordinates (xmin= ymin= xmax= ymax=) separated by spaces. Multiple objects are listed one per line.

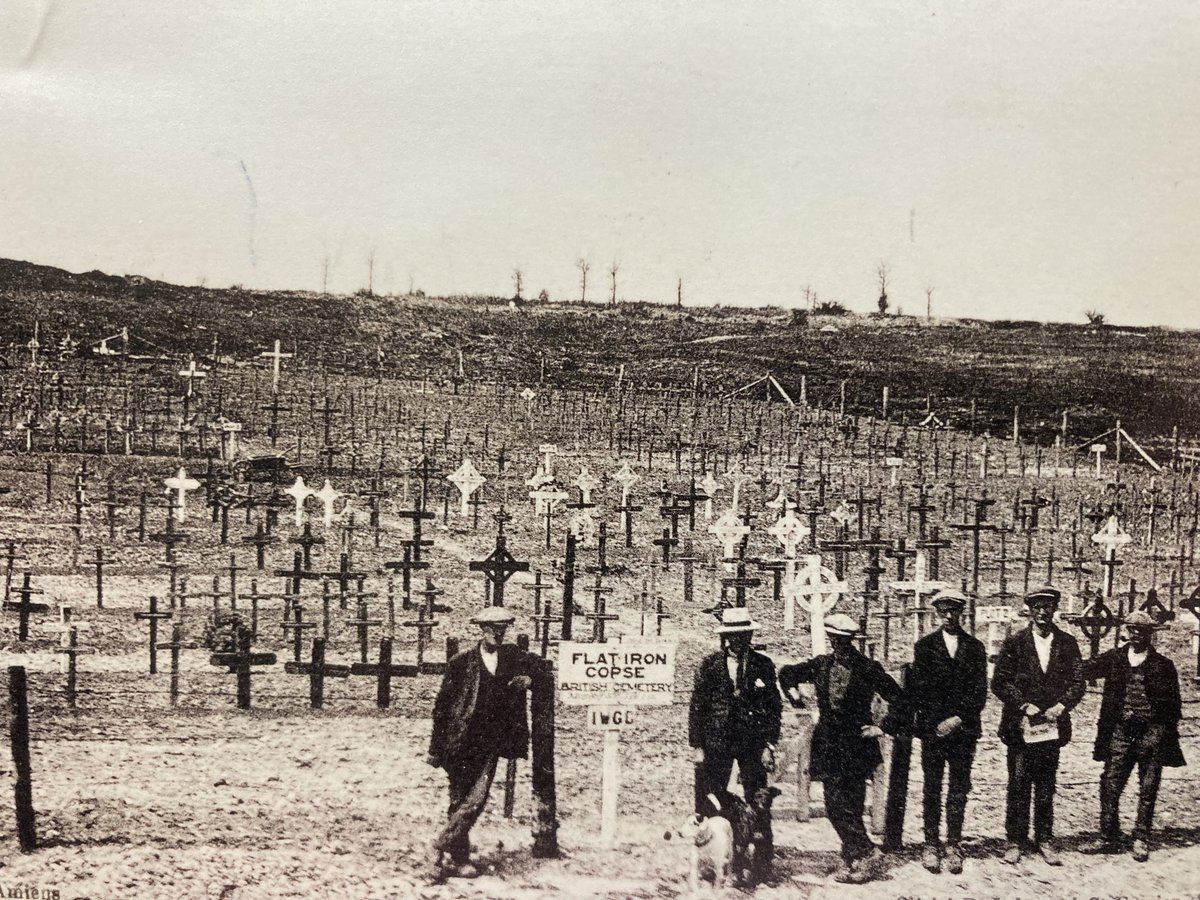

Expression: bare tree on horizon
xmin=512 ymin=268 xmax=524 ymax=301
xmin=876 ymin=262 xmax=890 ymax=315
xmin=577 ymin=258 xmax=590 ymax=303
xmin=609 ymin=260 xmax=619 ymax=305
xmin=925 ymin=284 xmax=934 ymax=321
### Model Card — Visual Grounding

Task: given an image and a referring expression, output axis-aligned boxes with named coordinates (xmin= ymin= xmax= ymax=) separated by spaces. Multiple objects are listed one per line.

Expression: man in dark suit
xmin=1080 ymin=610 xmax=1185 ymax=862
xmin=423 ymin=606 xmax=536 ymax=882
xmin=991 ymin=586 xmax=1085 ymax=865
xmin=909 ymin=589 xmax=988 ymax=875
xmin=689 ymin=606 xmax=782 ymax=881
xmin=778 ymin=613 xmax=903 ymax=884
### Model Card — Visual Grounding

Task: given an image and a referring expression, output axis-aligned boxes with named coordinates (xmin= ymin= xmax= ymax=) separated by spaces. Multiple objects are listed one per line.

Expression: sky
xmin=1 ymin=1 xmax=1198 ymax=327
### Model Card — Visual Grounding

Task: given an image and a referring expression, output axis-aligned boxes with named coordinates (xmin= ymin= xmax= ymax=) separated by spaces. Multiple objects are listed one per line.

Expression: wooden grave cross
xmin=285 ymin=637 xmax=351 ymax=709
xmin=891 ymin=551 xmax=951 ymax=641
xmin=583 ymin=574 xmax=618 ymax=642
xmin=345 ymin=595 xmax=384 ymax=664
xmin=1091 ymin=514 xmax=1132 ymax=599
xmin=448 ymin=458 xmax=486 ymax=518
xmin=285 ymin=476 xmax=314 ymax=527
xmin=1069 ymin=592 xmax=1116 ymax=659
xmin=133 ymin=595 xmax=173 ymax=674
xmin=5 ymin=573 xmax=48 ymax=642
xmin=314 ymin=479 xmax=342 ymax=527
xmin=258 ymin=339 xmax=294 ymax=393
xmin=164 ymin=467 xmax=201 ymax=523
xmin=241 ymin=523 xmax=278 ymax=570
xmin=469 ymin=533 xmax=530 ymax=607
xmin=785 ymin=555 xmax=847 ymax=655
xmin=281 ymin=602 xmax=317 ymax=663
xmin=210 ymin=628 xmax=278 ymax=710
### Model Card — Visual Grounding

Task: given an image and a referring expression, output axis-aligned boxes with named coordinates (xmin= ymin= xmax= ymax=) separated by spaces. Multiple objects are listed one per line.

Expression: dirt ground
xmin=2 ymin=628 xmax=1200 ymax=900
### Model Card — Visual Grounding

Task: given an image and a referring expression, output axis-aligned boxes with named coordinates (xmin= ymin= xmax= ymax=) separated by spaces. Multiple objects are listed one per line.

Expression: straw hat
xmin=824 ymin=613 xmax=861 ymax=636
xmin=715 ymin=607 xmax=759 ymax=633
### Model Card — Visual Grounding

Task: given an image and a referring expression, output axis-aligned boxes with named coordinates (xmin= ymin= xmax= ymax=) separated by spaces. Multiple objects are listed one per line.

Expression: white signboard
xmin=557 ymin=641 xmax=676 ymax=706
xmin=976 ymin=605 xmax=1017 ymax=624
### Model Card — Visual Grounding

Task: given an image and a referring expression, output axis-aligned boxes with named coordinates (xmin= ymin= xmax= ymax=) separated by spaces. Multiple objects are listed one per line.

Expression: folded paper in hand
xmin=1022 ymin=717 xmax=1058 ymax=744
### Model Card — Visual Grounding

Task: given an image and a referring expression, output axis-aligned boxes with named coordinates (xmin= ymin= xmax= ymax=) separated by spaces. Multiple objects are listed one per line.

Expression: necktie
xmin=735 ymin=653 xmax=745 ymax=696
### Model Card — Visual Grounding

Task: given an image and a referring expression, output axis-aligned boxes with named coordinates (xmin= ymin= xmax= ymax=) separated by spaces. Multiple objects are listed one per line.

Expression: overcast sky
xmin=1 ymin=1 xmax=1197 ymax=326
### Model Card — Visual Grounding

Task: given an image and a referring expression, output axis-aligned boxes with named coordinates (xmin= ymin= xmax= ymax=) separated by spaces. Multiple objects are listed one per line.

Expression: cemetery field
xmin=4 ymin=256 xmax=1200 ymax=447
xmin=0 ymin=286 xmax=1199 ymax=896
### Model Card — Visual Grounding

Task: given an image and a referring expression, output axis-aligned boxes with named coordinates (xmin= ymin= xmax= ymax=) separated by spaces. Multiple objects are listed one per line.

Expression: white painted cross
xmin=890 ymin=552 xmax=951 ymax=638
xmin=976 ymin=439 xmax=992 ymax=479
xmin=216 ymin=417 xmax=244 ymax=459
xmin=1090 ymin=443 xmax=1107 ymax=479
xmin=538 ymin=444 xmax=559 ymax=477
xmin=829 ymin=501 xmax=854 ymax=532
xmin=525 ymin=464 xmax=554 ymax=493
xmin=177 ymin=358 xmax=208 ymax=396
xmin=767 ymin=507 xmax=809 ymax=560
xmin=163 ymin=467 xmax=201 ymax=522
xmin=700 ymin=472 xmax=722 ymax=522
xmin=726 ymin=465 xmax=753 ymax=513
xmin=448 ymin=458 xmax=486 ymax=517
xmin=885 ymin=456 xmax=904 ymax=487
xmin=521 ymin=387 xmax=537 ymax=415
xmin=285 ymin=476 xmax=313 ymax=526
xmin=784 ymin=554 xmax=847 ymax=654
xmin=1091 ymin=514 xmax=1132 ymax=598
xmin=530 ymin=486 xmax=569 ymax=516
xmin=569 ymin=510 xmax=598 ymax=547
xmin=258 ymin=339 xmax=294 ymax=393
xmin=573 ymin=466 xmax=600 ymax=505
xmin=314 ymin=479 xmax=342 ymax=527
xmin=709 ymin=509 xmax=750 ymax=561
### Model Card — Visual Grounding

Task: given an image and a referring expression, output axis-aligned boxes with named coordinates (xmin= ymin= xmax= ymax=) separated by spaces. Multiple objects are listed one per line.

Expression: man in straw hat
xmin=423 ymin=606 xmax=536 ymax=882
xmin=909 ymin=589 xmax=988 ymax=875
xmin=689 ymin=606 xmax=783 ymax=880
xmin=778 ymin=613 xmax=904 ymax=884
xmin=1079 ymin=609 xmax=1185 ymax=862
xmin=991 ymin=586 xmax=1084 ymax=866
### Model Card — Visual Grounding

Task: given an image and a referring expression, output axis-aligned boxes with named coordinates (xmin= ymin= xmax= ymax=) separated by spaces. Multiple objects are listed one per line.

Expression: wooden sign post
xmin=557 ymin=641 xmax=676 ymax=849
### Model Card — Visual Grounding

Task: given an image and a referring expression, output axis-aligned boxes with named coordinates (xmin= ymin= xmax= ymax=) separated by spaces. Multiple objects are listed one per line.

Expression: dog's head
xmin=749 ymin=785 xmax=783 ymax=810
xmin=665 ymin=812 xmax=718 ymax=844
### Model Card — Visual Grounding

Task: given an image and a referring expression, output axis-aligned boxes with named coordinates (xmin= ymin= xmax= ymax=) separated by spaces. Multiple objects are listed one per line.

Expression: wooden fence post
xmin=530 ymin=655 xmax=559 ymax=857
xmin=8 ymin=666 xmax=37 ymax=851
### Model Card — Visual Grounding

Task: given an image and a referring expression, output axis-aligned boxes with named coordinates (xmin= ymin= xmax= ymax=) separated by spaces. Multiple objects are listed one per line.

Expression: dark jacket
xmin=428 ymin=643 xmax=533 ymax=767
xmin=1081 ymin=646 xmax=1186 ymax=767
xmin=689 ymin=649 xmax=783 ymax=755
xmin=910 ymin=628 xmax=989 ymax=740
xmin=991 ymin=625 xmax=1085 ymax=747
xmin=778 ymin=650 xmax=903 ymax=780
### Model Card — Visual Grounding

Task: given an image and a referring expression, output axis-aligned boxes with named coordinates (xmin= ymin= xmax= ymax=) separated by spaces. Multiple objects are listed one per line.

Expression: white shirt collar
xmin=941 ymin=629 xmax=959 ymax=656
xmin=1127 ymin=646 xmax=1149 ymax=668
xmin=480 ymin=644 xmax=499 ymax=675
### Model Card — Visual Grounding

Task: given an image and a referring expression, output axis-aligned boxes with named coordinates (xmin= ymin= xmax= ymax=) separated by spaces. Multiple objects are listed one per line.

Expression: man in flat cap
xmin=1080 ymin=610 xmax=1185 ymax=862
xmin=689 ymin=605 xmax=783 ymax=883
xmin=909 ymin=590 xmax=988 ymax=875
xmin=778 ymin=613 xmax=904 ymax=884
xmin=991 ymin=587 xmax=1084 ymax=865
xmin=424 ymin=606 xmax=536 ymax=882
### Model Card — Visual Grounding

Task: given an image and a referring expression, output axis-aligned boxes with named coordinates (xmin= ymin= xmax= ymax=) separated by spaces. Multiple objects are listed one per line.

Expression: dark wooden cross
xmin=722 ymin=559 xmax=762 ymax=608
xmin=210 ymin=628 xmax=277 ymax=710
xmin=676 ymin=539 xmax=704 ymax=605
xmin=394 ymin=505 xmax=436 ymax=562
xmin=469 ymin=534 xmax=529 ymax=607
xmin=288 ymin=522 xmax=325 ymax=569
xmin=241 ymin=523 xmax=278 ymax=571
xmin=653 ymin=527 xmax=679 ymax=569
xmin=907 ymin=484 xmax=937 ymax=539
xmin=914 ymin=526 xmax=953 ymax=581
xmin=133 ymin=595 xmax=173 ymax=674
xmin=345 ymin=596 xmax=384 ymax=664
xmin=285 ymin=637 xmax=351 ymax=708
xmin=583 ymin=574 xmax=618 ymax=643
xmin=281 ymin=603 xmax=317 ymax=663
xmin=5 ymin=573 xmax=48 ymax=641
xmin=1069 ymin=593 xmax=1115 ymax=660
xmin=951 ymin=492 xmax=999 ymax=623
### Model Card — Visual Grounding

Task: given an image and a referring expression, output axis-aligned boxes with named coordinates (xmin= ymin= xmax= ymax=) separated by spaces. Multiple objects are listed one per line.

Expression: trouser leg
xmin=921 ymin=741 xmax=946 ymax=845
xmin=1032 ymin=745 xmax=1060 ymax=845
xmin=435 ymin=753 xmax=499 ymax=863
xmin=1100 ymin=728 xmax=1137 ymax=839
xmin=737 ymin=748 xmax=768 ymax=801
xmin=824 ymin=773 xmax=874 ymax=863
xmin=1005 ymin=747 xmax=1033 ymax=844
xmin=1133 ymin=754 xmax=1164 ymax=840
xmin=696 ymin=753 xmax=735 ymax=815
xmin=944 ymin=740 xmax=976 ymax=845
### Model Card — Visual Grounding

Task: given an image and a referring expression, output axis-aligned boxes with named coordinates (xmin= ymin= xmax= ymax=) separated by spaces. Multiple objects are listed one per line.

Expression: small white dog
xmin=666 ymin=794 xmax=735 ymax=893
